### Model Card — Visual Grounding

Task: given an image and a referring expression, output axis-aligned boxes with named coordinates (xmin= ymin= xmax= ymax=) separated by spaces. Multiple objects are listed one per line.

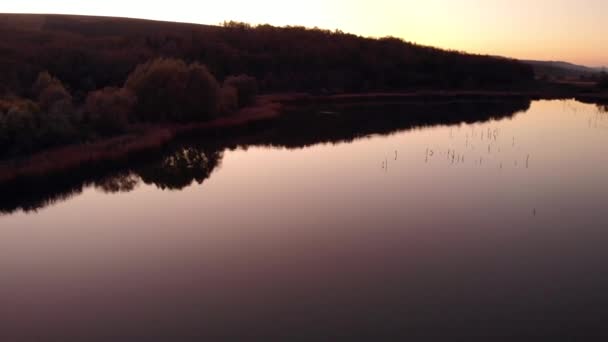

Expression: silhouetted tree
xmin=219 ymin=85 xmax=239 ymax=115
xmin=32 ymin=72 xmax=60 ymax=99
xmin=224 ymin=74 xmax=258 ymax=107
xmin=125 ymin=58 xmax=220 ymax=122
xmin=0 ymin=102 xmax=38 ymax=154
xmin=137 ymin=146 xmax=222 ymax=190
xmin=95 ymin=172 xmax=140 ymax=193
xmin=85 ymin=87 xmax=136 ymax=133
xmin=36 ymin=111 xmax=78 ymax=148
xmin=38 ymin=83 xmax=73 ymax=115
xmin=33 ymin=71 xmax=73 ymax=115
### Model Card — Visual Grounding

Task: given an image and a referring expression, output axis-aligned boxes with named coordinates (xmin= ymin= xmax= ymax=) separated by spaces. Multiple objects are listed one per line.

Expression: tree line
xmin=0 ymin=57 xmax=257 ymax=157
xmin=0 ymin=14 xmax=536 ymax=157
xmin=0 ymin=14 xmax=534 ymax=99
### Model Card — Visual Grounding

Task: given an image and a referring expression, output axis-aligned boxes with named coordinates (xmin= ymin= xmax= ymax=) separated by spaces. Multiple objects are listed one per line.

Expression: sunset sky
xmin=3 ymin=0 xmax=607 ymax=66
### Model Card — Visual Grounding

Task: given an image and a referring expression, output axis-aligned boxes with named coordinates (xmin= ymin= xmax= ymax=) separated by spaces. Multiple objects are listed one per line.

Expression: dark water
xmin=2 ymin=100 xmax=608 ymax=340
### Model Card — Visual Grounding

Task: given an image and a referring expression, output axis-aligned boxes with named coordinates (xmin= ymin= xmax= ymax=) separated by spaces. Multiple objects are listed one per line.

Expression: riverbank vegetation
xmin=0 ymin=14 xmax=606 ymax=170
xmin=0 ymin=56 xmax=257 ymax=158
xmin=0 ymin=14 xmax=537 ymax=161
xmin=0 ymin=98 xmax=532 ymax=214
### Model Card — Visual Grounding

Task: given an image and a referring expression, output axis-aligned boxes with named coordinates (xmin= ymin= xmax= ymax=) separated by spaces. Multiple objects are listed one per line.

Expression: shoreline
xmin=1 ymin=89 xmax=606 ymax=184
xmin=0 ymin=96 xmax=282 ymax=184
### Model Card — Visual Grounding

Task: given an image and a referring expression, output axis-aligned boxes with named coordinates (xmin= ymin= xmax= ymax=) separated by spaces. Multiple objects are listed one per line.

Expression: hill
xmin=524 ymin=60 xmax=603 ymax=80
xmin=0 ymin=13 xmax=534 ymax=99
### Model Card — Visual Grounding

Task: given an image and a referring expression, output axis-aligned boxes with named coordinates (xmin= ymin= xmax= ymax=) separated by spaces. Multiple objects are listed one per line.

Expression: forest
xmin=0 ymin=14 xmax=535 ymax=97
xmin=0 ymin=13 xmax=544 ymax=159
xmin=0 ymin=57 xmax=257 ymax=157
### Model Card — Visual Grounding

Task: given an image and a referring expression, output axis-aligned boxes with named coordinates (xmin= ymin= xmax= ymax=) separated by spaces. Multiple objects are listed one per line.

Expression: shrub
xmin=33 ymin=71 xmax=74 ymax=115
xmin=86 ymin=87 xmax=136 ymax=133
xmin=32 ymin=71 xmax=58 ymax=99
xmin=223 ymin=75 xmax=258 ymax=107
xmin=38 ymin=83 xmax=73 ymax=115
xmin=36 ymin=111 xmax=78 ymax=147
xmin=124 ymin=58 xmax=220 ymax=122
xmin=219 ymin=85 xmax=239 ymax=115
xmin=0 ymin=95 xmax=78 ymax=155
xmin=1 ymin=103 xmax=38 ymax=153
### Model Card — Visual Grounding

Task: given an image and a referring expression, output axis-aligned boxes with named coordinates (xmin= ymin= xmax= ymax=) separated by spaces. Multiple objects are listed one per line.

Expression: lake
xmin=2 ymin=99 xmax=608 ymax=340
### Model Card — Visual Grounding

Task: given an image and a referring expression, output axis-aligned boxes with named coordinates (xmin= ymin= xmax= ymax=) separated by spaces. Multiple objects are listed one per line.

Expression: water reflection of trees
xmin=95 ymin=172 xmax=140 ymax=193
xmin=0 ymin=145 xmax=223 ymax=214
xmin=230 ymin=99 xmax=532 ymax=149
xmin=137 ymin=147 xmax=223 ymax=190
xmin=0 ymin=99 xmax=530 ymax=215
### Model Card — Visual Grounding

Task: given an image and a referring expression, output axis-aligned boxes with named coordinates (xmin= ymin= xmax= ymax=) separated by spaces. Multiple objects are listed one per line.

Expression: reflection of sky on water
xmin=2 ymin=100 xmax=608 ymax=340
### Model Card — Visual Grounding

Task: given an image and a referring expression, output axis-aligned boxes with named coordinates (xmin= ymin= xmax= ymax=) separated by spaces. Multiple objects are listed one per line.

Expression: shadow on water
xmin=0 ymin=99 xmax=530 ymax=214
xmin=0 ymin=144 xmax=224 ymax=214
xmin=234 ymin=99 xmax=531 ymax=149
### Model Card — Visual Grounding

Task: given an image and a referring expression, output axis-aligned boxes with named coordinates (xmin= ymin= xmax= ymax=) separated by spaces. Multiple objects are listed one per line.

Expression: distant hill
xmin=0 ymin=13 xmax=534 ymax=98
xmin=523 ymin=60 xmax=603 ymax=80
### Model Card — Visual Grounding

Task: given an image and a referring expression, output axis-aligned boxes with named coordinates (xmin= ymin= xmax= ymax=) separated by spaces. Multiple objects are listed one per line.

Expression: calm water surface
xmin=2 ymin=100 xmax=608 ymax=340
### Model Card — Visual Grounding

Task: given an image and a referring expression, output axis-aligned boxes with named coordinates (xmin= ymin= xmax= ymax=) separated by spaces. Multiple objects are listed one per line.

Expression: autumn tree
xmin=219 ymin=85 xmax=239 ymax=115
xmin=125 ymin=58 xmax=220 ymax=122
xmin=223 ymin=75 xmax=258 ymax=107
xmin=85 ymin=87 xmax=136 ymax=133
xmin=32 ymin=71 xmax=73 ymax=115
xmin=0 ymin=98 xmax=40 ymax=155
